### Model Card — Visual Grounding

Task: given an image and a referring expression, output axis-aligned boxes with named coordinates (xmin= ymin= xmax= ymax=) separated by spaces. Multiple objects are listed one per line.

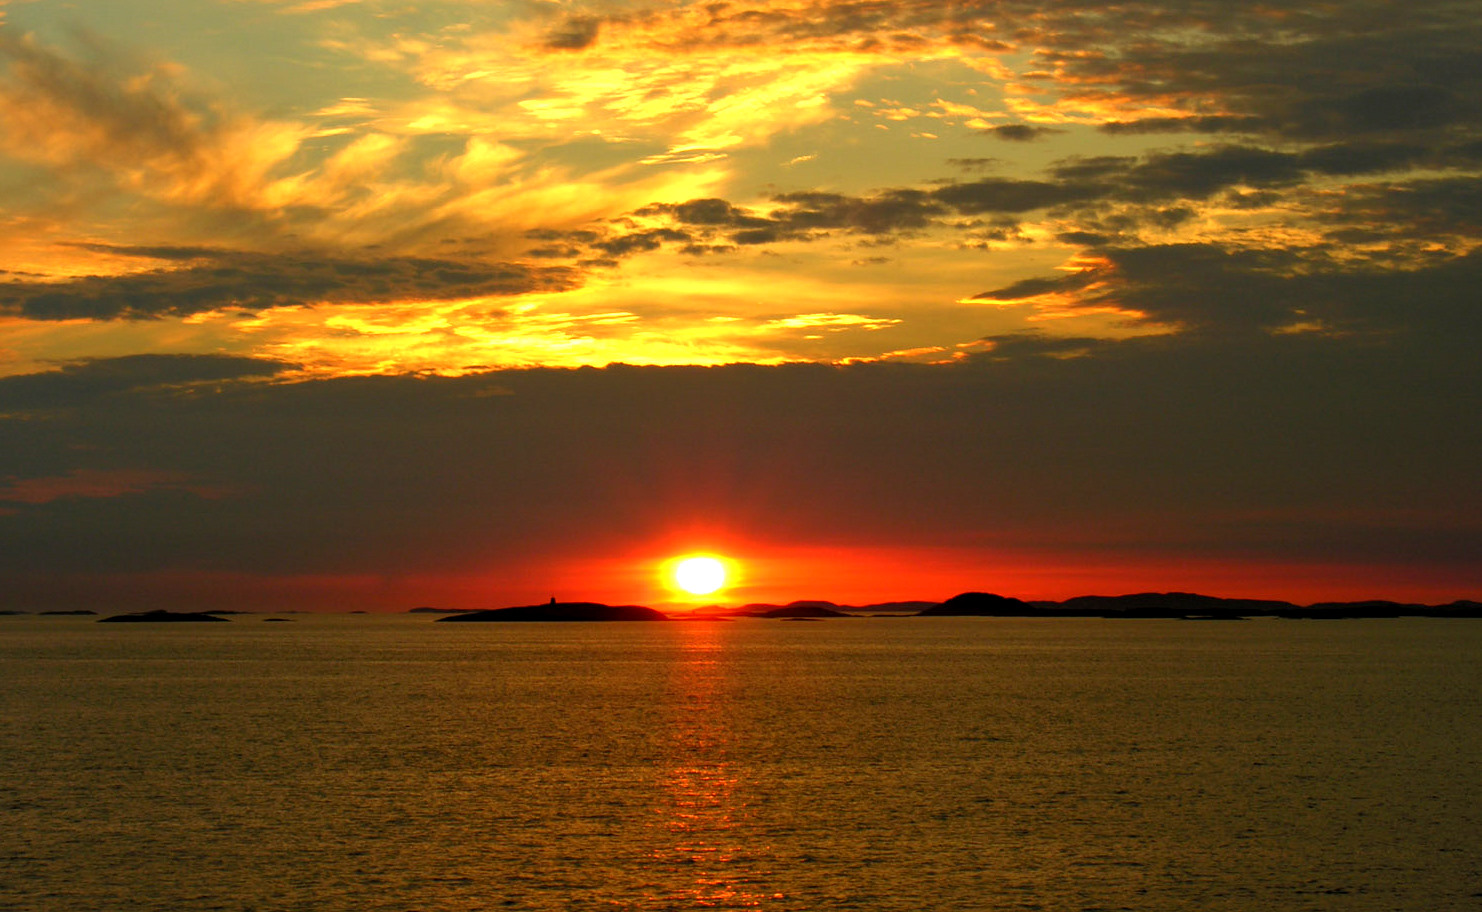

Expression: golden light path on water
xmin=651 ymin=621 xmax=780 ymax=907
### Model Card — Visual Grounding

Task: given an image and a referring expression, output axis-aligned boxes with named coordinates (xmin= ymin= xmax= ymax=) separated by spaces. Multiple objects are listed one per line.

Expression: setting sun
xmin=670 ymin=556 xmax=730 ymax=596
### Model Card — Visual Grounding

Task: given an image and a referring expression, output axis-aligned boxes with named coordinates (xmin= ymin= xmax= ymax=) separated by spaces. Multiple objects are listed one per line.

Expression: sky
xmin=1 ymin=0 xmax=1479 ymax=611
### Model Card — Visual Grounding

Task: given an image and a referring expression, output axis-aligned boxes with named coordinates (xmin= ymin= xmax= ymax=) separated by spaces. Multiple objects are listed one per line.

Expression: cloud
xmin=771 ymin=189 xmax=946 ymax=234
xmin=0 ymin=353 xmax=296 ymax=409
xmin=0 ymin=27 xmax=723 ymax=257
xmin=973 ymin=243 xmax=1482 ymax=339
xmin=0 ymin=27 xmax=309 ymax=210
xmin=981 ymin=124 xmax=1062 ymax=142
xmin=0 ymin=468 xmax=223 ymax=505
xmin=970 ymin=272 xmax=1101 ymax=304
xmin=1032 ymin=1 xmax=1482 ymax=143
xmin=3 ymin=0 xmax=1481 ymax=382
xmin=1315 ymin=176 xmax=1482 ymax=243
xmin=583 ymin=141 xmax=1422 ymax=253
xmin=0 ymin=337 xmax=1477 ymax=597
xmin=1098 ymin=115 xmax=1264 ymax=135
xmin=0 ymin=246 xmax=579 ymax=321
xmin=544 ymin=15 xmax=602 ymax=51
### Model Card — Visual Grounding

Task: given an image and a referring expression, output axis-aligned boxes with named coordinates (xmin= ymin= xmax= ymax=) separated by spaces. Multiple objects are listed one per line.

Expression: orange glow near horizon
xmin=4 ymin=548 xmax=1476 ymax=614
xmin=588 ymin=542 xmax=1482 ymax=613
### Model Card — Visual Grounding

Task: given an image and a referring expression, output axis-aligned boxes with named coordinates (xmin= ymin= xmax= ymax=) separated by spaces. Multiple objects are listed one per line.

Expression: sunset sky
xmin=2 ymin=0 xmax=1479 ymax=610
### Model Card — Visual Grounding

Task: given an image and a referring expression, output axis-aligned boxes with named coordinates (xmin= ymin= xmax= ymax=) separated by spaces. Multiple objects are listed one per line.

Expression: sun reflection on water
xmin=649 ymin=622 xmax=781 ymax=909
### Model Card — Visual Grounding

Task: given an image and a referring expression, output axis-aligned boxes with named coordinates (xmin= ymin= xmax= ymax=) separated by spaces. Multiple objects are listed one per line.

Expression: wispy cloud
xmin=2 ymin=0 xmax=1480 ymax=375
xmin=0 ymin=246 xmax=578 ymax=321
xmin=0 ymin=28 xmax=309 ymax=210
xmin=0 ymin=468 xmax=226 ymax=505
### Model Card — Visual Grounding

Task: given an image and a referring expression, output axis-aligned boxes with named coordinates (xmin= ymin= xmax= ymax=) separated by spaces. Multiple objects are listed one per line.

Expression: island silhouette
xmin=98 ymin=610 xmax=230 ymax=623
xmin=436 ymin=601 xmax=668 ymax=622
xmin=40 ymin=593 xmax=1479 ymax=623
xmin=417 ymin=592 xmax=1482 ymax=621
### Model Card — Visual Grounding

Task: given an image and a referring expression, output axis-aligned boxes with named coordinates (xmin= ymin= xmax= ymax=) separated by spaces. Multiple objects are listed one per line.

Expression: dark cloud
xmin=667 ymin=198 xmax=770 ymax=227
xmin=0 ymin=354 xmax=295 ymax=410
xmin=984 ymin=242 xmax=1482 ymax=340
xmin=543 ymin=127 xmax=1480 ymax=284
xmin=594 ymin=228 xmax=692 ymax=257
xmin=981 ymin=124 xmax=1062 ymax=142
xmin=1295 ymin=142 xmax=1432 ymax=177
xmin=540 ymin=190 xmax=949 ymax=259
xmin=0 ymin=247 xmax=579 ymax=320
xmin=1098 ymin=115 xmax=1263 ymax=135
xmin=568 ymin=179 xmax=1092 ymax=259
xmin=931 ymin=177 xmax=1093 ymax=213
xmin=70 ymin=242 xmax=221 ymax=260
xmin=971 ymin=272 xmax=1098 ymax=303
xmin=1008 ymin=0 xmax=1482 ymax=145
xmin=599 ymin=0 xmax=1482 ymax=152
xmin=978 ymin=332 xmax=1113 ymax=360
xmin=771 ymin=189 xmax=944 ymax=234
xmin=635 ymin=198 xmax=773 ymax=229
xmin=2 ymin=336 xmax=1477 ymax=605
xmin=1289 ymin=82 xmax=1472 ymax=137
xmin=544 ymin=15 xmax=601 ymax=50
xmin=1315 ymin=176 xmax=1482 ymax=241
xmin=1047 ymin=146 xmax=1311 ymax=203
xmin=1124 ymin=146 xmax=1308 ymax=198
xmin=0 ymin=27 xmax=214 ymax=163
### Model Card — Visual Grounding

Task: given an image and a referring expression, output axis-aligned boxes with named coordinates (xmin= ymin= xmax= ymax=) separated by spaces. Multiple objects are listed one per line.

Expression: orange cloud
xmin=0 ymin=30 xmax=310 ymax=212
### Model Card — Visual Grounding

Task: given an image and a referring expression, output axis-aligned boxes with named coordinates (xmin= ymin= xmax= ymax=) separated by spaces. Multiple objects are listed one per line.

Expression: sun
xmin=670 ymin=555 xmax=730 ymax=596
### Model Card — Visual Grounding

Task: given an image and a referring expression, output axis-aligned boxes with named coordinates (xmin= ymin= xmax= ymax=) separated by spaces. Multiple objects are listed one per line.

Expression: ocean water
xmin=2 ymin=614 xmax=1479 ymax=911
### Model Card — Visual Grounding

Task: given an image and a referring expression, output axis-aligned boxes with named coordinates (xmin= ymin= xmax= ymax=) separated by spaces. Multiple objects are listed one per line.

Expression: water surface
xmin=3 ymin=615 xmax=1478 ymax=910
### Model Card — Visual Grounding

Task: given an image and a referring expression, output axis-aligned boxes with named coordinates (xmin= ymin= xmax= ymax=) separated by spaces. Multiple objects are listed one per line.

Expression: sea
xmin=2 ymin=614 xmax=1478 ymax=911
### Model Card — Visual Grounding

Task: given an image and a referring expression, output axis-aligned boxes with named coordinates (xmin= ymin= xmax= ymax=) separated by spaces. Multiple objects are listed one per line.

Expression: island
xmin=436 ymin=601 xmax=668 ymax=622
xmin=914 ymin=592 xmax=1482 ymax=619
xmin=417 ymin=592 xmax=1482 ymax=623
xmin=98 ymin=610 xmax=230 ymax=623
xmin=754 ymin=602 xmax=852 ymax=619
xmin=918 ymin=592 xmax=1033 ymax=616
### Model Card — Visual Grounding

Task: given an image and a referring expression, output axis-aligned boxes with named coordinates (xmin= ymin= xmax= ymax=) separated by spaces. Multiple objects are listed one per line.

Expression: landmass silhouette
xmin=20 ymin=592 xmax=1473 ymax=623
xmin=408 ymin=592 xmax=1482 ymax=621
xmin=436 ymin=601 xmax=668 ymax=622
xmin=753 ymin=602 xmax=852 ymax=618
xmin=98 ymin=610 xmax=230 ymax=623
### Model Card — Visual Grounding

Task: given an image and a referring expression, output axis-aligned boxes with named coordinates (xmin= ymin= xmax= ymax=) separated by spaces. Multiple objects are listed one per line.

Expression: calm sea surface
xmin=2 ymin=615 xmax=1479 ymax=911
